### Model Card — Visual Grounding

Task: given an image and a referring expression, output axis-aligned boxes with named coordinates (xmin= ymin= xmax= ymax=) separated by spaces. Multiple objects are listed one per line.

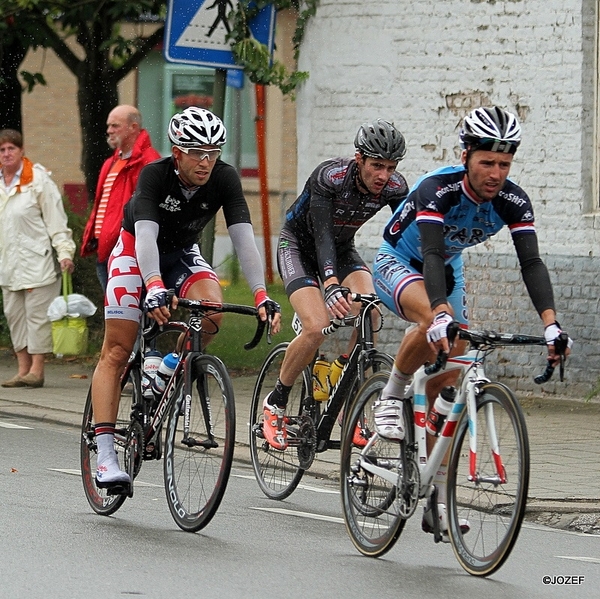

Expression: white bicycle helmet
xmin=168 ymin=107 xmax=227 ymax=148
xmin=459 ymin=106 xmax=521 ymax=154
xmin=354 ymin=119 xmax=406 ymax=161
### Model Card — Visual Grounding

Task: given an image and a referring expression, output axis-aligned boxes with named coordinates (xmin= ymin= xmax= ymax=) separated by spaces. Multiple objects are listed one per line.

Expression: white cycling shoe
xmin=422 ymin=500 xmax=470 ymax=543
xmin=373 ymin=397 xmax=405 ymax=440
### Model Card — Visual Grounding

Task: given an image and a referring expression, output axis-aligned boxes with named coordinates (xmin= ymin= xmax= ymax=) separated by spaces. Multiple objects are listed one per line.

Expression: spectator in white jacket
xmin=0 ymin=129 xmax=75 ymax=388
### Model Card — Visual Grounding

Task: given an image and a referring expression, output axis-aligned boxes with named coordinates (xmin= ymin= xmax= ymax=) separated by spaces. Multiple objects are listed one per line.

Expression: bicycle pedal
xmin=102 ymin=482 xmax=131 ymax=496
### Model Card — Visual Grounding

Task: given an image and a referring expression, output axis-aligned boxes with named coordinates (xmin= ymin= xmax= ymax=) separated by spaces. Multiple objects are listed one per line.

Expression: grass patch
xmin=204 ymin=280 xmax=295 ymax=373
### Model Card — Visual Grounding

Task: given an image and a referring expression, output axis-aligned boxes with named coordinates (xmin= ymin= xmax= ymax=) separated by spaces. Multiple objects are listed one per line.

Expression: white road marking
xmin=556 ymin=556 xmax=600 ymax=564
xmin=47 ymin=468 xmax=162 ymax=488
xmin=250 ymin=506 xmax=344 ymax=524
xmin=232 ymin=473 xmax=339 ymax=494
xmin=0 ymin=421 xmax=33 ymax=429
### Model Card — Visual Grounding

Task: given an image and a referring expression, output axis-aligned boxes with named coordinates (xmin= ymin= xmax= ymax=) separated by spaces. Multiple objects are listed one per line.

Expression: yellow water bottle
xmin=312 ymin=354 xmax=330 ymax=401
xmin=327 ymin=354 xmax=348 ymax=391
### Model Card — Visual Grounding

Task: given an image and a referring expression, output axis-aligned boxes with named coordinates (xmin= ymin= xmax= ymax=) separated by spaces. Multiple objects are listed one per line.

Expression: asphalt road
xmin=1 ymin=415 xmax=599 ymax=599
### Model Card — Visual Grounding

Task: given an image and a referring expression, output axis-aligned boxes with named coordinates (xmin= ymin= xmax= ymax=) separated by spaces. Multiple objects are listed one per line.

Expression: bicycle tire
xmin=80 ymin=368 xmax=141 ymax=515
xmin=163 ymin=354 xmax=235 ymax=532
xmin=447 ymin=382 xmax=530 ymax=576
xmin=249 ymin=342 xmax=312 ymax=500
xmin=340 ymin=372 xmax=409 ymax=557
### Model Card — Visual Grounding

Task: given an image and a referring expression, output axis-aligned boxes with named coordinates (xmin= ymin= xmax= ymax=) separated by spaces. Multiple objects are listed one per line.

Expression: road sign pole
xmin=200 ymin=68 xmax=227 ymax=265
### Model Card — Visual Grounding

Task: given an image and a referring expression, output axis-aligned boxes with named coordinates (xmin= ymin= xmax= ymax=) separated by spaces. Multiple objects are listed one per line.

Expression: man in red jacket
xmin=81 ymin=105 xmax=161 ymax=290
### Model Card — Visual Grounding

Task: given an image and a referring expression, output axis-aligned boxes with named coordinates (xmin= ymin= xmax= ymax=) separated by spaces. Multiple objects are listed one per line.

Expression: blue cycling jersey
xmin=383 ymin=164 xmax=536 ymax=264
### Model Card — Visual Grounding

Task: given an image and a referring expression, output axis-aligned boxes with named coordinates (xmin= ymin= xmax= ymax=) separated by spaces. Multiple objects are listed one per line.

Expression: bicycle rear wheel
xmin=163 ymin=354 xmax=235 ymax=532
xmin=447 ymin=382 xmax=529 ymax=576
xmin=80 ymin=368 xmax=141 ymax=515
xmin=249 ymin=342 xmax=312 ymax=500
xmin=340 ymin=372 xmax=408 ymax=557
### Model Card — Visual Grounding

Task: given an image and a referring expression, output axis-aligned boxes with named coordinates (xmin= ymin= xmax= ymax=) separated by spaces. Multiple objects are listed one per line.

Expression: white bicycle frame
xmin=357 ymin=347 xmax=503 ymax=497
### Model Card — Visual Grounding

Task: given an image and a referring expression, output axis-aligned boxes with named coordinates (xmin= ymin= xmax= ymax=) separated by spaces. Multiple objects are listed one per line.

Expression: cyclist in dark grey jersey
xmin=262 ymin=119 xmax=409 ymax=451
xmin=90 ymin=107 xmax=280 ymax=489
xmin=372 ymin=106 xmax=572 ymax=542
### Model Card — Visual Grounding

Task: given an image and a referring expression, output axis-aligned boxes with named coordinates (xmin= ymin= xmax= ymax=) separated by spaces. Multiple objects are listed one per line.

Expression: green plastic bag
xmin=52 ymin=316 xmax=88 ymax=357
xmin=51 ymin=272 xmax=89 ymax=356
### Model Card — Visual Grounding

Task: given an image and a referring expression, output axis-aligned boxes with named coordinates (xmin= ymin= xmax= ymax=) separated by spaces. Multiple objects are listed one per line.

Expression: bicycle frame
xmin=356 ymin=350 xmax=482 ymax=495
xmin=410 ymin=351 xmax=486 ymax=496
xmin=306 ymin=294 xmax=388 ymax=452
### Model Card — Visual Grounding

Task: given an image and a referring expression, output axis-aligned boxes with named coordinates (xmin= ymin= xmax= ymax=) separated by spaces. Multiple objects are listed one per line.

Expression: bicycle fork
xmin=466 ymin=380 xmax=507 ymax=486
xmin=180 ymin=357 xmax=218 ymax=450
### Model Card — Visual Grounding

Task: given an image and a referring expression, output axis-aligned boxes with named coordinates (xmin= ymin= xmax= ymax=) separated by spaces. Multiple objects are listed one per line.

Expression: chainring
xmin=397 ymin=454 xmax=420 ymax=519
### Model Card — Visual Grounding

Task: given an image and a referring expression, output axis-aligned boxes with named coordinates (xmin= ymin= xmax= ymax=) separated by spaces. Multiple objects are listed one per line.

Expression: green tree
xmin=1 ymin=1 xmax=318 ymax=195
xmin=0 ymin=5 xmax=49 ymax=131
xmin=1 ymin=0 xmax=166 ymax=197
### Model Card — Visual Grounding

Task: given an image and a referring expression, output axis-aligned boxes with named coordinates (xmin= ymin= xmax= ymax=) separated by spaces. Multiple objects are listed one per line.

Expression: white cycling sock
xmin=96 ymin=431 xmax=115 ymax=460
xmin=381 ymin=365 xmax=411 ymax=400
xmin=95 ymin=432 xmax=130 ymax=484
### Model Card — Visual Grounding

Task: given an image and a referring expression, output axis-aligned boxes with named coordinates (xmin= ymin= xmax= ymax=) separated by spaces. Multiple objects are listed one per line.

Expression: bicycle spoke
xmin=447 ymin=382 xmax=529 ymax=576
xmin=340 ymin=372 xmax=405 ymax=557
xmin=164 ymin=355 xmax=235 ymax=532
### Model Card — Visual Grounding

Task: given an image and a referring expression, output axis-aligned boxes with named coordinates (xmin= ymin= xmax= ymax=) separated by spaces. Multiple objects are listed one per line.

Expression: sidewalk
xmin=1 ymin=352 xmax=599 ymax=520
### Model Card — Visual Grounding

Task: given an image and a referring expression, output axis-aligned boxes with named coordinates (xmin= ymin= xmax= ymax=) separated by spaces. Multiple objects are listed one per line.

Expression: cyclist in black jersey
xmin=90 ymin=107 xmax=280 ymax=489
xmin=262 ymin=119 xmax=409 ymax=450
xmin=372 ymin=106 xmax=572 ymax=541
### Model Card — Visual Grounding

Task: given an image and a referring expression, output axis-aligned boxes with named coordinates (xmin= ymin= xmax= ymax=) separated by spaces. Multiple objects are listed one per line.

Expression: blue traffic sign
xmin=164 ymin=0 xmax=276 ymax=69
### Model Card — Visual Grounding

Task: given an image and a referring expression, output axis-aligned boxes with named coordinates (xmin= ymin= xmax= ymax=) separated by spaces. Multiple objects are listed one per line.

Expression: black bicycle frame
xmin=314 ymin=300 xmax=379 ymax=452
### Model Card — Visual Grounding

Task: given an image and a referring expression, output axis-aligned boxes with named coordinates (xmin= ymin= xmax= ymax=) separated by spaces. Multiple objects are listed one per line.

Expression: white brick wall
xmin=296 ymin=0 xmax=600 ymax=397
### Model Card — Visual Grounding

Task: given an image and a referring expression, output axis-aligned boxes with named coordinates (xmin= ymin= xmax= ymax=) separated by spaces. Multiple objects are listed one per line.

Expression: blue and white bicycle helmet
xmin=168 ymin=107 xmax=227 ymax=148
xmin=459 ymin=106 xmax=521 ymax=154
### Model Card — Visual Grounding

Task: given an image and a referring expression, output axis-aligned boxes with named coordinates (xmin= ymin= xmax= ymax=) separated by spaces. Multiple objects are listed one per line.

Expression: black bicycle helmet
xmin=354 ymin=119 xmax=407 ymax=161
xmin=459 ymin=106 xmax=521 ymax=154
xmin=168 ymin=107 xmax=227 ymax=148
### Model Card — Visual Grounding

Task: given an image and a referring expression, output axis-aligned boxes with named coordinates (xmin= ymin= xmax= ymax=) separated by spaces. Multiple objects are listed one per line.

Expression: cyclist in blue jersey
xmin=372 ymin=106 xmax=572 ymax=542
xmin=262 ymin=119 xmax=409 ymax=451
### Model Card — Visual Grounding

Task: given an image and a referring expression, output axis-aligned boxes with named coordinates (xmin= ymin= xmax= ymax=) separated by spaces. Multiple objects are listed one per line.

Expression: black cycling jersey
xmin=284 ymin=157 xmax=408 ymax=281
xmin=122 ymin=157 xmax=251 ymax=253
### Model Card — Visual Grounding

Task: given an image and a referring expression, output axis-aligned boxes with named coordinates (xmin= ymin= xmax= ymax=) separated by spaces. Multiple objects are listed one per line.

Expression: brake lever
xmin=534 ymin=332 xmax=569 ymax=384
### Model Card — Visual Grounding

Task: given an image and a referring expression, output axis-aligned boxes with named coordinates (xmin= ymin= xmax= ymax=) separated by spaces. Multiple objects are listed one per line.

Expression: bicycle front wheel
xmin=447 ymin=382 xmax=530 ymax=576
xmin=249 ymin=342 xmax=312 ymax=500
xmin=163 ymin=354 xmax=235 ymax=532
xmin=80 ymin=368 xmax=141 ymax=515
xmin=340 ymin=372 xmax=407 ymax=557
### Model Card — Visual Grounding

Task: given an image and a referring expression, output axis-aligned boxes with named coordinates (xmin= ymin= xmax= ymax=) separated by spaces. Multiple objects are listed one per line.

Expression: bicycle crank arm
xmin=356 ymin=455 xmax=400 ymax=486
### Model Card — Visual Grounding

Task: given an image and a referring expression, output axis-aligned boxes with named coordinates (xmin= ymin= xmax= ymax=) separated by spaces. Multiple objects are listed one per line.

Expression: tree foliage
xmin=1 ymin=0 xmax=166 ymax=197
xmin=228 ymin=0 xmax=319 ymax=97
xmin=1 ymin=1 xmax=319 ymax=194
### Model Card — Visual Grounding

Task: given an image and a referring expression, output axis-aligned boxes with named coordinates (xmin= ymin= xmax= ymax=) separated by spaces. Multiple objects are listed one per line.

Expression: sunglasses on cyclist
xmin=176 ymin=147 xmax=221 ymax=162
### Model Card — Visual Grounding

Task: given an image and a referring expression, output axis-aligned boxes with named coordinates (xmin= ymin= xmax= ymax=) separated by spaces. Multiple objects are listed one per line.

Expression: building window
xmin=137 ymin=51 xmax=257 ymax=176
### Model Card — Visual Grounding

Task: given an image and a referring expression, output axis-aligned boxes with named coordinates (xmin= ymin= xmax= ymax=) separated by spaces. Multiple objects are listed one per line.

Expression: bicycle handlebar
xmin=175 ymin=297 xmax=265 ymax=351
xmin=533 ymin=332 xmax=569 ymax=384
xmin=143 ymin=293 xmax=266 ymax=350
xmin=321 ymin=293 xmax=381 ymax=336
xmin=424 ymin=324 xmax=568 ymax=383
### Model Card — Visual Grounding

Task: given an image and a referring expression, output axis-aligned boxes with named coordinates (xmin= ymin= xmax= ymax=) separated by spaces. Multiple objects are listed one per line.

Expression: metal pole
xmin=201 ymin=68 xmax=227 ymax=265
xmin=254 ymin=83 xmax=273 ymax=283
